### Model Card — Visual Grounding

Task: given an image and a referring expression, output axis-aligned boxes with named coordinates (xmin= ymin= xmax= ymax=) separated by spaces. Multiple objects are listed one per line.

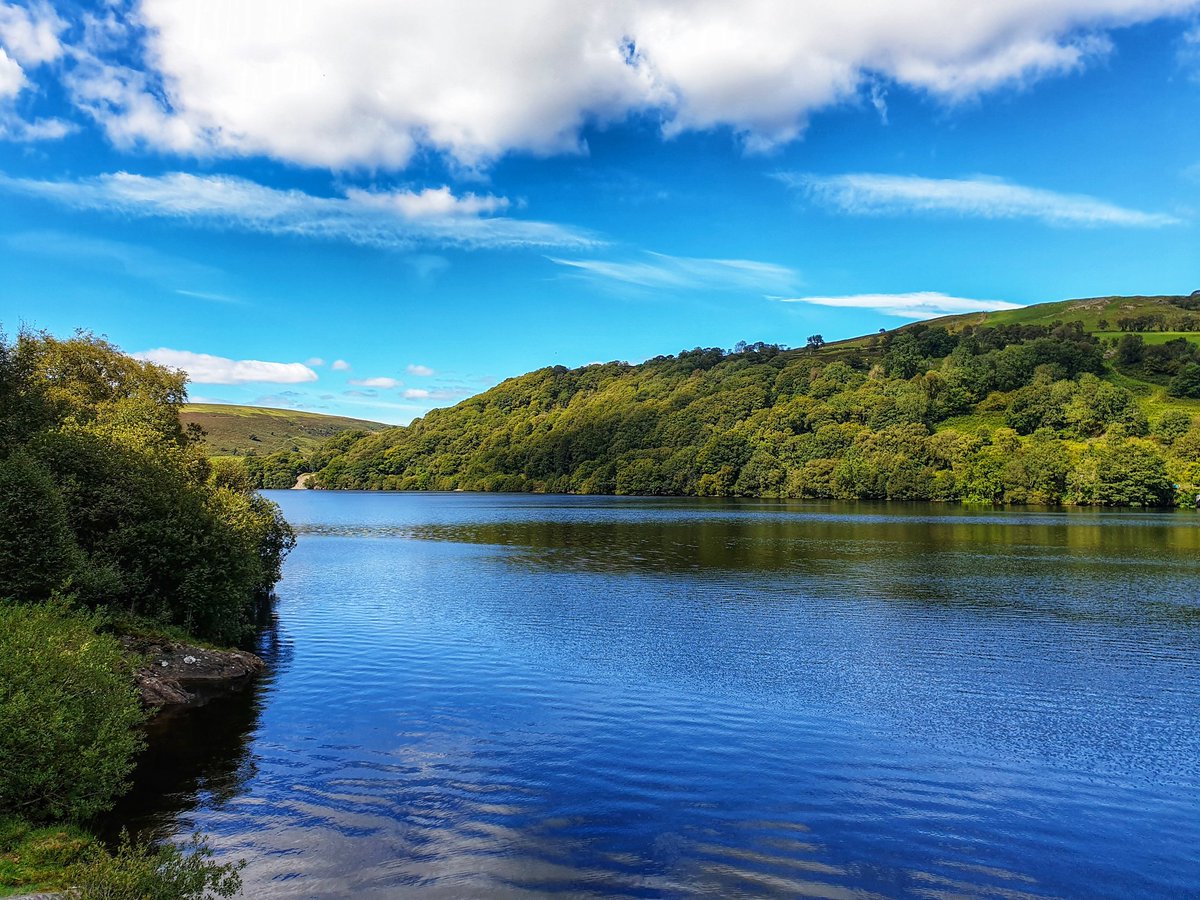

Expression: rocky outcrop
xmin=122 ymin=638 xmax=265 ymax=709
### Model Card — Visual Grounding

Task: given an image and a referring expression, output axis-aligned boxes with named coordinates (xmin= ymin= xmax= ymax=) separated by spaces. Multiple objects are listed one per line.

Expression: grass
xmin=182 ymin=403 xmax=388 ymax=456
xmin=0 ymin=818 xmax=93 ymax=895
xmin=914 ymin=295 xmax=1194 ymax=335
xmin=1094 ymin=331 xmax=1200 ymax=346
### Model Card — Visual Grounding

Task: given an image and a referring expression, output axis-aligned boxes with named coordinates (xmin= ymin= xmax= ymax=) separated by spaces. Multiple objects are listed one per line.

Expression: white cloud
xmin=406 ymin=363 xmax=435 ymax=376
xmin=0 ymin=47 xmax=23 ymax=99
xmin=548 ymin=251 xmax=797 ymax=292
xmin=306 ymin=357 xmax=326 ymax=367
xmin=347 ymin=186 xmax=509 ymax=218
xmin=403 ymin=388 xmax=430 ymax=399
xmin=134 ymin=348 xmax=320 ymax=384
xmin=41 ymin=0 xmax=1200 ymax=167
xmin=783 ymin=172 xmax=1181 ymax=227
xmin=0 ymin=171 xmax=599 ymax=250
xmin=331 ymin=359 xmax=351 ymax=371
xmin=0 ymin=3 xmax=66 ymax=66
xmin=0 ymin=3 xmax=74 ymax=141
xmin=771 ymin=291 xmax=1023 ymax=319
xmin=350 ymin=376 xmax=401 ymax=389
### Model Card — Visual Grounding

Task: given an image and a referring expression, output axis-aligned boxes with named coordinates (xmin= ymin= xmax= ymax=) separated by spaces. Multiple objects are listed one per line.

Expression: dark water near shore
xmin=112 ymin=494 xmax=1200 ymax=898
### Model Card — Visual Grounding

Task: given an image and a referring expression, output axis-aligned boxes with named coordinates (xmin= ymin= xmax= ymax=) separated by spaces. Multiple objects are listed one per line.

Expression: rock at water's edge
xmin=122 ymin=637 xmax=265 ymax=709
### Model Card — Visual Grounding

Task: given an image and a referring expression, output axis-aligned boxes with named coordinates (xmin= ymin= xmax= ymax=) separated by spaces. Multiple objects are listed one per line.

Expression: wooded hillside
xmin=255 ymin=294 xmax=1200 ymax=506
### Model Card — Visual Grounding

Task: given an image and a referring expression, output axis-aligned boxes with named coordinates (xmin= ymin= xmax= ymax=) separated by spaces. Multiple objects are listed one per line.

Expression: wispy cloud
xmin=404 ymin=386 xmax=471 ymax=401
xmin=2 ymin=230 xmax=222 ymax=286
xmin=331 ymin=359 xmax=351 ymax=372
xmin=174 ymin=288 xmax=241 ymax=305
xmin=778 ymin=172 xmax=1180 ymax=227
xmin=547 ymin=251 xmax=797 ymax=292
xmin=349 ymin=376 xmax=402 ymax=389
xmin=406 ymin=363 xmax=435 ymax=377
xmin=0 ymin=171 xmax=600 ymax=250
xmin=770 ymin=291 xmax=1022 ymax=319
xmin=0 ymin=3 xmax=75 ymax=142
xmin=134 ymin=348 xmax=319 ymax=384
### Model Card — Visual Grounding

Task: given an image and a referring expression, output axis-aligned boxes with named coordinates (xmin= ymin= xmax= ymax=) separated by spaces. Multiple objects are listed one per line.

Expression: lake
xmin=110 ymin=493 xmax=1200 ymax=898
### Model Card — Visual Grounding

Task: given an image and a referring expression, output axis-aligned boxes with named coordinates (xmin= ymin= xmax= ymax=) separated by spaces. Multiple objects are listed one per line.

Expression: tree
xmin=806 ymin=334 xmax=825 ymax=350
xmin=1168 ymin=363 xmax=1200 ymax=399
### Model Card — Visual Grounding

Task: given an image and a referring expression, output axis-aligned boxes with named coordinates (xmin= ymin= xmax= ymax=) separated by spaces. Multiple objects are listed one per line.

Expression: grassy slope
xmin=182 ymin=403 xmax=388 ymax=456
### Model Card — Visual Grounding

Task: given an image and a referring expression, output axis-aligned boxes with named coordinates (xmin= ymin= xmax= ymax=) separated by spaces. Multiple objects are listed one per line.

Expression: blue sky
xmin=1 ymin=1 xmax=1198 ymax=423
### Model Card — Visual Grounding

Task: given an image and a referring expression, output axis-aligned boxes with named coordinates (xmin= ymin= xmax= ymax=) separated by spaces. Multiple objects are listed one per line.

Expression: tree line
xmin=256 ymin=321 xmax=1200 ymax=507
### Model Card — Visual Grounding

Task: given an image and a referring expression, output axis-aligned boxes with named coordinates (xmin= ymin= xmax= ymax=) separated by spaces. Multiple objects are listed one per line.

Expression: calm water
xmin=111 ymin=494 xmax=1200 ymax=898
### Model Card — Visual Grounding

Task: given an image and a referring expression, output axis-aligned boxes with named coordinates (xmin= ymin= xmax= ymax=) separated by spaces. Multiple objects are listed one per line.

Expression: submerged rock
xmin=122 ymin=637 xmax=265 ymax=709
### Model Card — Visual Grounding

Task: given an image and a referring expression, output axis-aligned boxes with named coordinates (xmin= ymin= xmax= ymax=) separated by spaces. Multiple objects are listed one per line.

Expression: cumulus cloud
xmin=0 ymin=171 xmax=597 ymax=250
xmin=134 ymin=348 xmax=320 ymax=384
xmin=306 ymin=357 xmax=326 ymax=367
xmin=782 ymin=172 xmax=1181 ymax=227
xmin=548 ymin=250 xmax=797 ymax=292
xmin=331 ymin=359 xmax=351 ymax=371
xmin=406 ymin=363 xmax=435 ymax=376
xmin=35 ymin=0 xmax=1200 ymax=167
xmin=771 ymin=291 xmax=1022 ymax=319
xmin=350 ymin=376 xmax=401 ymax=389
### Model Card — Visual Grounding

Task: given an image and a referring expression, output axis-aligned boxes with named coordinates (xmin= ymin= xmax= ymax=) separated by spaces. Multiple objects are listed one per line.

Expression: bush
xmin=0 ymin=600 xmax=145 ymax=822
xmin=69 ymin=832 xmax=244 ymax=900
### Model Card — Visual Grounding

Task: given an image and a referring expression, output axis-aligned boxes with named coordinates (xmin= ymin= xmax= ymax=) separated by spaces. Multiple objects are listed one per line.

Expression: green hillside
xmin=182 ymin=403 xmax=388 ymax=456
xmin=252 ymin=293 xmax=1200 ymax=506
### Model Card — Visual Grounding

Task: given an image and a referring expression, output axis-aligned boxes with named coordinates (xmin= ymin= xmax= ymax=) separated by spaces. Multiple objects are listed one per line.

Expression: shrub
xmin=69 ymin=832 xmax=244 ymax=900
xmin=0 ymin=600 xmax=145 ymax=822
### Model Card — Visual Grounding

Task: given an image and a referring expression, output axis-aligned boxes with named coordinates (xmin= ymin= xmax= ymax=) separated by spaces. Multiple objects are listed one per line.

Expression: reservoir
xmin=112 ymin=493 xmax=1200 ymax=897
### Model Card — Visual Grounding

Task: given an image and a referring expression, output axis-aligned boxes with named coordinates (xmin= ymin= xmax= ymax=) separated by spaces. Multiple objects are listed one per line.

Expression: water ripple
xmin=112 ymin=495 xmax=1200 ymax=898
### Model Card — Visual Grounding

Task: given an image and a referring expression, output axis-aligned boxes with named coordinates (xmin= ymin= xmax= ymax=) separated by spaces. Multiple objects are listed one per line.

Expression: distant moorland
xmin=182 ymin=403 xmax=388 ymax=456
xmin=243 ymin=294 xmax=1200 ymax=506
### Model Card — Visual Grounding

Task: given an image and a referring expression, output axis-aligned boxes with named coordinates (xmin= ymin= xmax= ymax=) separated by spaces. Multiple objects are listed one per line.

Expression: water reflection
xmin=100 ymin=609 xmax=292 ymax=842
xmin=115 ymin=495 xmax=1200 ymax=897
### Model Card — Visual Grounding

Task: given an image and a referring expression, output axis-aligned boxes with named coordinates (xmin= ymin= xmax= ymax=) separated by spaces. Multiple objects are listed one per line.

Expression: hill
xmin=252 ymin=293 xmax=1200 ymax=505
xmin=181 ymin=403 xmax=388 ymax=456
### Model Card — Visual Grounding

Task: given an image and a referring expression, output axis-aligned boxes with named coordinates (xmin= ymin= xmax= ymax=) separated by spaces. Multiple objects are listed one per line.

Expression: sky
xmin=1 ymin=1 xmax=1198 ymax=424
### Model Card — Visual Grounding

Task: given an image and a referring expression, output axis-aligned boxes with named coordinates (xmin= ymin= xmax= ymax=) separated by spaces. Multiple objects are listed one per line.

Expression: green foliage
xmin=0 ymin=601 xmax=145 ymax=822
xmin=1068 ymin=438 xmax=1175 ymax=506
xmin=1168 ymin=363 xmax=1200 ymax=398
xmin=289 ymin=314 xmax=1197 ymax=507
xmin=69 ymin=832 xmax=244 ymax=900
xmin=0 ymin=452 xmax=85 ymax=602
xmin=0 ymin=330 xmax=294 ymax=643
